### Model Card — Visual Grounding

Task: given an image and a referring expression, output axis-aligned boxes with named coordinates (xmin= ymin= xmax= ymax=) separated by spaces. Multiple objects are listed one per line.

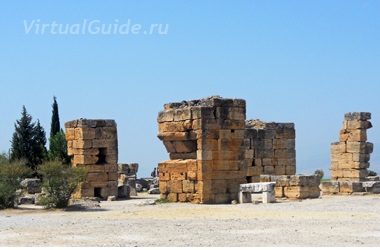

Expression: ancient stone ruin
xmin=244 ymin=120 xmax=296 ymax=182
xmin=118 ymin=163 xmax=139 ymax=197
xmin=65 ymin=119 xmax=119 ymax=199
xmin=157 ymin=96 xmax=247 ymax=203
xmin=322 ymin=112 xmax=380 ymax=194
xmin=157 ymin=96 xmax=321 ymax=203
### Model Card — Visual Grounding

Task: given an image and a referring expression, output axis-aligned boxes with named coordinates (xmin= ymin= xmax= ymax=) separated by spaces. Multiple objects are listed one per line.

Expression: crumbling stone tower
xmin=331 ymin=112 xmax=373 ymax=182
xmin=322 ymin=112 xmax=376 ymax=194
xmin=65 ymin=119 xmax=118 ymax=199
xmin=157 ymin=96 xmax=247 ymax=204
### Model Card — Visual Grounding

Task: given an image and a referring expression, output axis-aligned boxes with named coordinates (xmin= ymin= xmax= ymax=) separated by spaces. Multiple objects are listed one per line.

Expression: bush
xmin=314 ymin=169 xmax=324 ymax=179
xmin=0 ymin=161 xmax=31 ymax=209
xmin=37 ymin=161 xmax=87 ymax=208
xmin=368 ymin=170 xmax=378 ymax=176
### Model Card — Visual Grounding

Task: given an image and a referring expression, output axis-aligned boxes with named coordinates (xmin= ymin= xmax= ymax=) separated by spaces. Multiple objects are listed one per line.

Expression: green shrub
xmin=314 ymin=169 xmax=324 ymax=179
xmin=0 ymin=161 xmax=31 ymax=209
xmin=38 ymin=161 xmax=87 ymax=208
xmin=368 ymin=170 xmax=378 ymax=176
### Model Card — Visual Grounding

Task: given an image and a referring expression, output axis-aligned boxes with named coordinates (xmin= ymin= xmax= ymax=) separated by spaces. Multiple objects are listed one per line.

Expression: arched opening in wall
xmin=96 ymin=148 xmax=107 ymax=165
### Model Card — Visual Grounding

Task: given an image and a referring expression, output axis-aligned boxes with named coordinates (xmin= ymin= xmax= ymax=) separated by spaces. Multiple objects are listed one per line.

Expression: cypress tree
xmin=10 ymin=106 xmax=47 ymax=171
xmin=48 ymin=96 xmax=70 ymax=164
xmin=50 ymin=96 xmax=60 ymax=138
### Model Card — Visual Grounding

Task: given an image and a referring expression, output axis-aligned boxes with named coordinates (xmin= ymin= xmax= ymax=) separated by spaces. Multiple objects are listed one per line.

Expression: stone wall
xmin=65 ymin=119 xmax=118 ymax=199
xmin=118 ymin=163 xmax=139 ymax=196
xmin=157 ymin=96 xmax=247 ymax=204
xmin=244 ymin=120 xmax=296 ymax=182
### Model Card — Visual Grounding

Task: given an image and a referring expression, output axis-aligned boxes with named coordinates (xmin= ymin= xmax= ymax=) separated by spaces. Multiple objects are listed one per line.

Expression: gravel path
xmin=1 ymin=194 xmax=380 ymax=247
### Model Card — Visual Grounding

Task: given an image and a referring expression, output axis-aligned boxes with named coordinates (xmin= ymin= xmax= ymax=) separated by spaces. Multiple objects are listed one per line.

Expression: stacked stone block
xmin=330 ymin=112 xmax=373 ymax=182
xmin=118 ymin=163 xmax=139 ymax=196
xmin=65 ymin=119 xmax=118 ymax=199
xmin=244 ymin=120 xmax=296 ymax=182
xmin=157 ymin=96 xmax=247 ymax=204
xmin=260 ymin=175 xmax=321 ymax=199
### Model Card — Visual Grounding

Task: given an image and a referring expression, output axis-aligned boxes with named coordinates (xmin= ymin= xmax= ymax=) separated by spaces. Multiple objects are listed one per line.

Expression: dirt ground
xmin=1 ymin=194 xmax=380 ymax=247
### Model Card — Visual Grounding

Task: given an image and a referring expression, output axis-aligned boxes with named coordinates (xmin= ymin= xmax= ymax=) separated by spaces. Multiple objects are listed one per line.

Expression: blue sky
xmin=0 ymin=0 xmax=379 ymax=178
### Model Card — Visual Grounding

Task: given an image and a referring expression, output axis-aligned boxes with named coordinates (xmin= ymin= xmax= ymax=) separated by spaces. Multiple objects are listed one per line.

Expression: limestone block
xmin=214 ymin=193 xmax=231 ymax=204
xmin=170 ymin=171 xmax=187 ymax=181
xmin=366 ymin=142 xmax=374 ymax=154
xmin=169 ymin=152 xmax=197 ymax=160
xmin=337 ymin=162 xmax=370 ymax=169
xmin=197 ymin=139 xmax=218 ymax=151
xmin=343 ymin=120 xmax=372 ymax=130
xmin=65 ymin=120 xmax=78 ymax=128
xmin=211 ymin=170 xmax=246 ymax=180
xmin=105 ymin=154 xmax=118 ymax=164
xmin=263 ymin=166 xmax=275 ymax=175
xmin=339 ymin=129 xmax=367 ymax=142
xmin=274 ymin=149 xmax=296 ymax=159
xmin=73 ymin=155 xmax=98 ymax=165
xmin=73 ymin=140 xmax=92 ymax=149
xmin=159 ymin=181 xmax=168 ymax=194
xmin=178 ymin=193 xmax=188 ymax=202
xmin=244 ymin=129 xmax=257 ymax=139
xmin=253 ymin=139 xmax=273 ymax=150
xmin=197 ymin=150 xmax=213 ymax=160
xmin=274 ymin=166 xmax=286 ymax=175
xmin=263 ymin=191 xmax=276 ymax=203
xmin=157 ymin=132 xmax=189 ymax=141
xmin=321 ymin=181 xmax=340 ymax=194
xmin=330 ymin=142 xmax=346 ymax=155
xmin=331 ymin=169 xmax=368 ymax=178
xmin=344 ymin=112 xmax=371 ymax=121
xmin=99 ymin=127 xmax=117 ymax=139
xmin=339 ymin=181 xmax=364 ymax=193
xmin=72 ymin=148 xmax=100 ymax=156
xmin=158 ymin=121 xmax=191 ymax=132
xmin=346 ymin=142 xmax=367 ymax=153
xmin=257 ymin=129 xmax=276 ymax=139
xmin=284 ymin=186 xmax=320 ymax=199
xmin=167 ymin=193 xmax=179 ymax=202
xmin=274 ymin=186 xmax=284 ymax=197
xmin=352 ymin=153 xmax=370 ymax=162
xmin=182 ymin=180 xmax=195 ymax=193
xmin=167 ymin=180 xmax=183 ymax=193
xmin=192 ymin=119 xmax=218 ymax=130
xmin=254 ymin=158 xmax=262 ymax=166
xmin=245 ymin=149 xmax=254 ymax=159
xmin=74 ymin=127 xmax=96 ymax=140
xmin=159 ymin=172 xmax=170 ymax=181
xmin=173 ymin=141 xmax=197 ymax=153
xmin=66 ymin=128 xmax=75 ymax=140
xmin=220 ymin=119 xmax=246 ymax=130
xmin=157 ymin=109 xmax=174 ymax=122
xmin=362 ymin=181 xmax=380 ymax=193
xmin=246 ymin=166 xmax=263 ymax=176
xmin=285 ymin=165 xmax=296 ymax=175
xmin=255 ymin=149 xmax=274 ymax=158
xmin=84 ymin=165 xmax=105 ymax=173
xmin=331 ymin=153 xmax=352 ymax=162
xmin=273 ymin=139 xmax=295 ymax=149
xmin=91 ymin=139 xmax=117 ymax=149
xmin=191 ymin=106 xmax=215 ymax=120
xmin=173 ymin=108 xmax=192 ymax=121
xmin=107 ymin=173 xmax=119 ymax=181
xmin=87 ymin=173 xmax=108 ymax=182
xmin=275 ymin=128 xmax=296 ymax=139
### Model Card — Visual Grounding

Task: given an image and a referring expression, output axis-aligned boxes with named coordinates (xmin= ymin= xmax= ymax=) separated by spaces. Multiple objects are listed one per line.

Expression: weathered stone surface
xmin=344 ymin=112 xmax=371 ymax=121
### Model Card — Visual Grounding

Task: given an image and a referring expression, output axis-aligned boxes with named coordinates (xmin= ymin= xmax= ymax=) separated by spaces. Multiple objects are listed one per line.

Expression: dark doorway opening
xmin=94 ymin=187 xmax=102 ymax=198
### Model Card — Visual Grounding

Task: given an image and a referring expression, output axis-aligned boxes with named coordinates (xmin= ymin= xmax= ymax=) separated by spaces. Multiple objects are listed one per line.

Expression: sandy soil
xmin=1 ymin=194 xmax=380 ymax=247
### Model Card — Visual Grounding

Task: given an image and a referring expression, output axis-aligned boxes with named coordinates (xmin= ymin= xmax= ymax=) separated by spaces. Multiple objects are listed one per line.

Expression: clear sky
xmin=1 ymin=0 xmax=379 ymax=178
